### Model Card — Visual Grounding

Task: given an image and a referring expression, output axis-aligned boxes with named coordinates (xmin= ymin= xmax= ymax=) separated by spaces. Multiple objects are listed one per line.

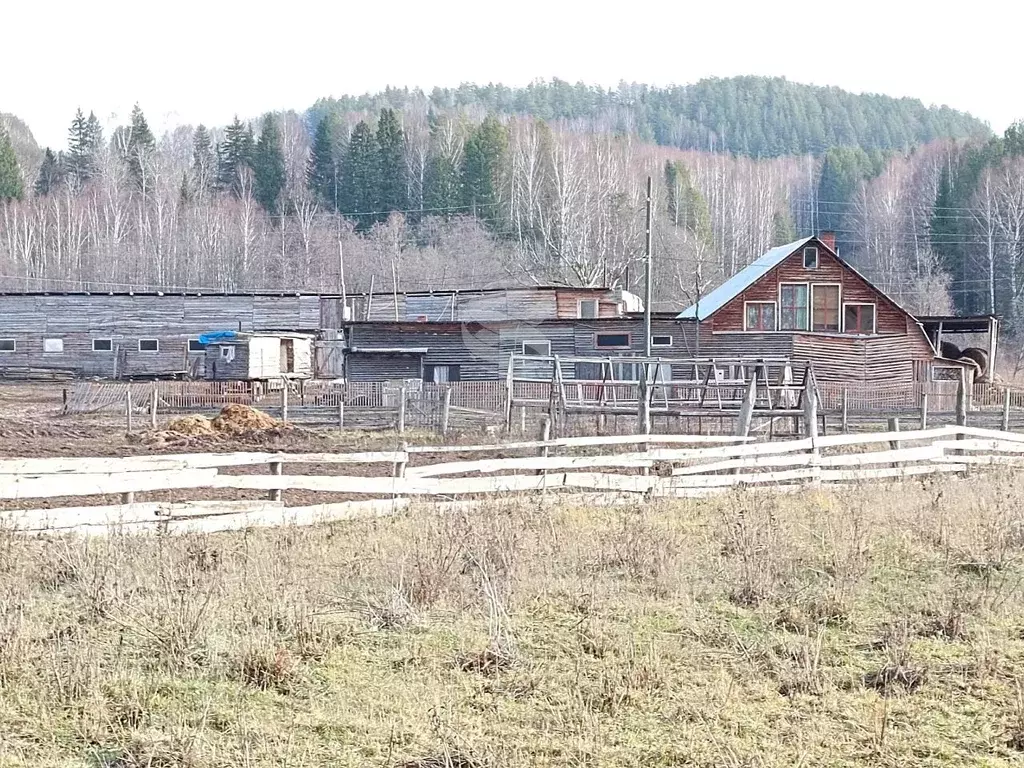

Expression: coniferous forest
xmin=1 ymin=76 xmax=1023 ymax=335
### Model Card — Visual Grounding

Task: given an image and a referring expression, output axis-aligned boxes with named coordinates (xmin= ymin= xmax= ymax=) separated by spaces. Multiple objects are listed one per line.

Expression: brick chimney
xmin=818 ymin=231 xmax=837 ymax=253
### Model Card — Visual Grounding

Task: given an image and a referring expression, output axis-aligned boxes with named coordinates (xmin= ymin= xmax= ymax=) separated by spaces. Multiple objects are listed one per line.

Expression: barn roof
xmin=676 ymin=237 xmax=813 ymax=321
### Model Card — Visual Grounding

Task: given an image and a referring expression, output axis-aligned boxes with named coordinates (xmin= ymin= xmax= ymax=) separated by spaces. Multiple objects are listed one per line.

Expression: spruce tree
xmin=34 ymin=148 xmax=65 ymax=196
xmin=67 ymin=109 xmax=94 ymax=184
xmin=376 ymin=108 xmax=407 ymax=219
xmin=190 ymin=125 xmax=216 ymax=196
xmin=121 ymin=104 xmax=156 ymax=189
xmin=338 ymin=120 xmax=380 ymax=228
xmin=307 ymin=113 xmax=339 ymax=209
xmin=217 ymin=116 xmax=255 ymax=196
xmin=0 ymin=130 xmax=24 ymax=201
xmin=462 ymin=115 xmax=507 ymax=221
xmin=253 ymin=114 xmax=286 ymax=215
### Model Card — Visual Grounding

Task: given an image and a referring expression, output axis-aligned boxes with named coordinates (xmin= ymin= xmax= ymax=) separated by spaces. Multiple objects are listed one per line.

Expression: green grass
xmin=2 ymin=475 xmax=1024 ymax=766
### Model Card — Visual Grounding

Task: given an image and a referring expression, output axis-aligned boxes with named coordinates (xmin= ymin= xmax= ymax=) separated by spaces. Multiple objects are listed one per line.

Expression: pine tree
xmin=190 ymin=125 xmax=216 ymax=197
xmin=120 ymin=104 xmax=156 ymax=189
xmin=34 ymin=148 xmax=65 ymax=196
xmin=664 ymin=160 xmax=711 ymax=236
xmin=67 ymin=109 xmax=94 ymax=185
xmin=771 ymin=209 xmax=798 ymax=246
xmin=462 ymin=115 xmax=507 ymax=221
xmin=252 ymin=114 xmax=286 ymax=215
xmin=424 ymin=115 xmax=464 ymax=215
xmin=307 ymin=113 xmax=339 ymax=209
xmin=217 ymin=116 xmax=255 ymax=197
xmin=338 ymin=120 xmax=380 ymax=228
xmin=0 ymin=130 xmax=24 ymax=201
xmin=376 ymin=108 xmax=407 ymax=219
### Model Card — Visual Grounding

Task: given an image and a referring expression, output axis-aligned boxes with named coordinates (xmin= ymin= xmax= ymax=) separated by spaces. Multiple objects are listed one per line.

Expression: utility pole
xmin=640 ymin=175 xmax=654 ymax=435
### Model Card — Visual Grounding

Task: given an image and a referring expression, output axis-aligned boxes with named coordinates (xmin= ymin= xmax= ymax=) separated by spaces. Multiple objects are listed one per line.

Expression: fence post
xmin=536 ymin=415 xmax=551 ymax=476
xmin=440 ymin=386 xmax=453 ymax=436
xmin=62 ymin=388 xmax=68 ymax=415
xmin=920 ymin=392 xmax=929 ymax=430
xmin=397 ymin=385 xmax=407 ymax=434
xmin=1002 ymin=387 xmax=1011 ymax=432
xmin=735 ymin=373 xmax=757 ymax=438
xmin=840 ymin=387 xmax=849 ymax=433
xmin=149 ymin=385 xmax=158 ymax=430
xmin=393 ymin=441 xmax=408 ymax=499
xmin=269 ymin=456 xmax=283 ymax=502
xmin=338 ymin=398 xmax=345 ymax=429
xmin=887 ymin=417 xmax=901 ymax=451
xmin=125 ymin=387 xmax=133 ymax=434
xmin=519 ymin=405 xmax=527 ymax=435
xmin=955 ymin=368 xmax=968 ymax=435
xmin=281 ymin=383 xmax=289 ymax=423
xmin=802 ymin=373 xmax=818 ymax=455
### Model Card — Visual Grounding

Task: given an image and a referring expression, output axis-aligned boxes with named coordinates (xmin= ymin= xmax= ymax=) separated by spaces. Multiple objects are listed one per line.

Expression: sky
xmin=6 ymin=0 xmax=1023 ymax=148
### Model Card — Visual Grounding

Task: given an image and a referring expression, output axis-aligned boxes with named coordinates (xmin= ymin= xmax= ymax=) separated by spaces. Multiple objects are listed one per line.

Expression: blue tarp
xmin=198 ymin=330 xmax=238 ymax=345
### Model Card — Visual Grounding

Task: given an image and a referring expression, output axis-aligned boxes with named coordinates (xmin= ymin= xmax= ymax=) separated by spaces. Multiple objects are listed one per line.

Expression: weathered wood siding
xmin=347 ymin=352 xmax=423 ymax=382
xmin=791 ymin=332 xmax=935 ymax=384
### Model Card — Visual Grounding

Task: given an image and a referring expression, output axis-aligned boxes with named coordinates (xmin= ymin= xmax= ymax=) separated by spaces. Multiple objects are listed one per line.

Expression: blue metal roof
xmin=676 ymin=237 xmax=813 ymax=320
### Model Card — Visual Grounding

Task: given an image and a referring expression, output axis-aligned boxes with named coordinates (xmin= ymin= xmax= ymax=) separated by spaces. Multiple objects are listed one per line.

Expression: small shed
xmin=201 ymin=331 xmax=314 ymax=381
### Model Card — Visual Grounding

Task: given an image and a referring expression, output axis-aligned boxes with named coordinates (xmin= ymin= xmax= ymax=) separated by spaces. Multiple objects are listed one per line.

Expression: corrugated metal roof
xmin=676 ymin=237 xmax=813 ymax=320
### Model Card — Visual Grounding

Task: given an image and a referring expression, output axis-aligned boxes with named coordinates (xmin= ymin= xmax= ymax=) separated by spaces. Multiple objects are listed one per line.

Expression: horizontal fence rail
xmin=2 ymin=425 xmax=1024 ymax=535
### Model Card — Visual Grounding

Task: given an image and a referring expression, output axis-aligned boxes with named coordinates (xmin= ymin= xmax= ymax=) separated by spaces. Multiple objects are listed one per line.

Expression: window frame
xmin=810 ymin=283 xmax=842 ymax=333
xmin=92 ymin=338 xmax=113 ymax=353
xmin=138 ymin=338 xmax=160 ymax=353
xmin=0 ymin=339 xmax=15 ymax=353
xmin=743 ymin=301 xmax=778 ymax=332
xmin=577 ymin=298 xmax=599 ymax=319
xmin=778 ymin=283 xmax=810 ymax=331
xmin=43 ymin=338 xmax=64 ymax=354
xmin=187 ymin=339 xmax=206 ymax=353
xmin=594 ymin=332 xmax=632 ymax=350
xmin=521 ymin=340 xmax=551 ymax=357
xmin=803 ymin=246 xmax=819 ymax=270
xmin=843 ymin=302 xmax=877 ymax=335
xmin=650 ymin=335 xmax=673 ymax=348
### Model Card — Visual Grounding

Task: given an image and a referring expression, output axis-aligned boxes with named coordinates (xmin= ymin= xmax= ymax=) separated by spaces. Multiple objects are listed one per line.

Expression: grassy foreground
xmin=3 ymin=476 xmax=1024 ymax=767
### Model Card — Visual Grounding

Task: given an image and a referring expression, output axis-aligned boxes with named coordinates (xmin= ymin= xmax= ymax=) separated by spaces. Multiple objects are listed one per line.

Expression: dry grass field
xmin=2 ymin=471 xmax=1024 ymax=767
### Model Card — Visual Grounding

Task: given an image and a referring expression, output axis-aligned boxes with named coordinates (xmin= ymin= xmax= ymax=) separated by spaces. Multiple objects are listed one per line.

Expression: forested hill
xmin=309 ymin=76 xmax=991 ymax=158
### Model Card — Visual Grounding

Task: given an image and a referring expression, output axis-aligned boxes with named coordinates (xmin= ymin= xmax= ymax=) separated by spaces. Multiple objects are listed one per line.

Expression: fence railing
xmin=3 ymin=425 xmax=1024 ymax=535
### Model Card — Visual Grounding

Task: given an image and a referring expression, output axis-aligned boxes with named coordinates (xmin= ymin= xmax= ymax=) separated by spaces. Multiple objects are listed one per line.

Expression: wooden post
xmin=1002 ymin=387 xmax=1011 ymax=432
xmin=393 ymin=441 xmax=408 ymax=496
xmin=536 ymin=415 xmax=551 ymax=476
xmin=125 ymin=387 xmax=133 ymax=434
xmin=281 ymin=383 xmax=289 ymax=423
xmin=121 ymin=492 xmax=135 ymax=505
xmin=149 ymin=386 xmax=158 ymax=429
xmin=802 ymin=371 xmax=818 ymax=456
xmin=338 ymin=398 xmax=345 ymax=429
xmin=887 ymin=417 xmax=901 ymax=450
xmin=840 ymin=387 xmax=849 ymax=433
xmin=735 ymin=373 xmax=757 ymax=438
xmin=955 ymin=368 xmax=968 ymax=433
xmin=519 ymin=405 xmax=527 ymax=435
xmin=397 ymin=385 xmax=407 ymax=434
xmin=268 ymin=457 xmax=283 ymax=502
xmin=503 ymin=354 xmax=515 ymax=434
xmin=920 ymin=392 xmax=929 ymax=430
xmin=62 ymin=388 xmax=68 ymax=415
xmin=440 ymin=386 xmax=452 ymax=436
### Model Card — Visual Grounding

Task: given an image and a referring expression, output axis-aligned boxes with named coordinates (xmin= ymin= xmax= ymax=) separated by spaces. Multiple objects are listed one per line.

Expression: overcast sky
xmin=7 ymin=0 xmax=1021 ymax=148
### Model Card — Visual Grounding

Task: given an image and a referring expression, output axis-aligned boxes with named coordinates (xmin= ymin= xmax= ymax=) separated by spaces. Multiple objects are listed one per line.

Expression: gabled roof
xmin=676 ymin=237 xmax=813 ymax=320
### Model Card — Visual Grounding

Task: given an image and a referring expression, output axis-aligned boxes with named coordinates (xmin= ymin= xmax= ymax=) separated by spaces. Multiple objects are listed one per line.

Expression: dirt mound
xmin=210 ymin=404 xmax=281 ymax=434
xmin=165 ymin=414 xmax=217 ymax=437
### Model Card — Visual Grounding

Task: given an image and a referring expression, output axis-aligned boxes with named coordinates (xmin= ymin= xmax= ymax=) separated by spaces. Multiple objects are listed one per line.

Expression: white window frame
xmin=743 ymin=301 xmax=778 ymax=332
xmin=92 ymin=338 xmax=113 ymax=352
xmin=803 ymin=246 xmax=819 ymax=269
xmin=0 ymin=339 xmax=15 ymax=353
xmin=578 ymin=298 xmax=599 ymax=319
xmin=778 ymin=282 xmax=810 ymax=331
xmin=138 ymin=339 xmax=160 ymax=353
xmin=521 ymin=340 xmax=551 ymax=357
xmin=43 ymin=338 xmax=64 ymax=354
xmin=187 ymin=338 xmax=206 ymax=353
xmin=595 ymin=332 xmax=632 ymax=350
xmin=843 ymin=302 xmax=877 ymax=335
xmin=650 ymin=335 xmax=673 ymax=348
xmin=810 ymin=283 xmax=842 ymax=333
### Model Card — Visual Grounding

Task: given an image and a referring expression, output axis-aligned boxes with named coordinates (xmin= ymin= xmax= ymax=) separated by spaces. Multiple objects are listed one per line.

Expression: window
xmin=43 ymin=338 xmax=64 ymax=353
xmin=138 ymin=339 xmax=159 ymax=352
xmin=844 ymin=303 xmax=876 ymax=335
xmin=578 ymin=299 xmax=599 ymax=319
xmin=744 ymin=302 xmax=777 ymax=331
xmin=595 ymin=333 xmax=631 ymax=349
xmin=803 ymin=246 xmax=819 ymax=269
xmin=425 ymin=364 xmax=461 ymax=383
xmin=651 ymin=335 xmax=673 ymax=347
xmin=187 ymin=339 xmax=206 ymax=353
xmin=521 ymin=340 xmax=551 ymax=357
xmin=220 ymin=346 xmax=235 ymax=360
xmin=779 ymin=284 xmax=809 ymax=331
xmin=575 ymin=362 xmax=602 ymax=380
xmin=0 ymin=339 xmax=15 ymax=352
xmin=811 ymin=285 xmax=840 ymax=332
xmin=92 ymin=338 xmax=113 ymax=352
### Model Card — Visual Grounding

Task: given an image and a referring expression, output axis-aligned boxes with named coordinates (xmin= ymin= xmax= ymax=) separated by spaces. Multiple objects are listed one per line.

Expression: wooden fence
xmin=4 ymin=425 xmax=1024 ymax=535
